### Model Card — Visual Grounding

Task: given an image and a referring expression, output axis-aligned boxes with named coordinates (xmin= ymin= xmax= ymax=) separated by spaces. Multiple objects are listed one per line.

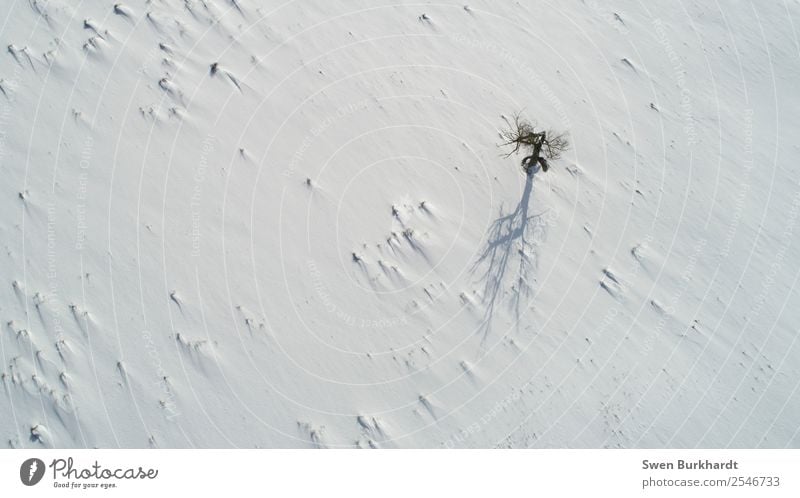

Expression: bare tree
xmin=499 ymin=113 xmax=569 ymax=174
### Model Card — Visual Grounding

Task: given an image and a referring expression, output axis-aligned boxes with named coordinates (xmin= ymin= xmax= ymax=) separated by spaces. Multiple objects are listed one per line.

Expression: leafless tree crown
xmin=499 ymin=113 xmax=569 ymax=172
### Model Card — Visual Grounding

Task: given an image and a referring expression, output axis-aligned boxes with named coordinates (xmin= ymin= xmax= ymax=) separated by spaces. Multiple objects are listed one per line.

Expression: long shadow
xmin=471 ymin=164 xmax=545 ymax=345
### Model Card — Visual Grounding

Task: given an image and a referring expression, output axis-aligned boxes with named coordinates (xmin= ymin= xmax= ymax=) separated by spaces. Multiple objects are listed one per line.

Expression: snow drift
xmin=1 ymin=0 xmax=799 ymax=448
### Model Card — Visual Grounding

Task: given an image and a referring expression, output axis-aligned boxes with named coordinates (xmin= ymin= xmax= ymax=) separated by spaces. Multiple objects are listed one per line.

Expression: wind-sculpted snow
xmin=0 ymin=0 xmax=799 ymax=448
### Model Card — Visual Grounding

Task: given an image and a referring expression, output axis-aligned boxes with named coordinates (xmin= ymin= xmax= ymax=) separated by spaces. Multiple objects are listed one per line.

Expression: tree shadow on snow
xmin=471 ymin=164 xmax=546 ymax=345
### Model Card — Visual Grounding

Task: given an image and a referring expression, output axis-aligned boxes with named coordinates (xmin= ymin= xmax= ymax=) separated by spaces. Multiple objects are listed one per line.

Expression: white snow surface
xmin=1 ymin=0 xmax=799 ymax=448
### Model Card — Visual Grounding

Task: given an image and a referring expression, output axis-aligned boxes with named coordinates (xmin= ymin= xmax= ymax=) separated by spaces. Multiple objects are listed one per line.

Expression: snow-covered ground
xmin=1 ymin=0 xmax=799 ymax=448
